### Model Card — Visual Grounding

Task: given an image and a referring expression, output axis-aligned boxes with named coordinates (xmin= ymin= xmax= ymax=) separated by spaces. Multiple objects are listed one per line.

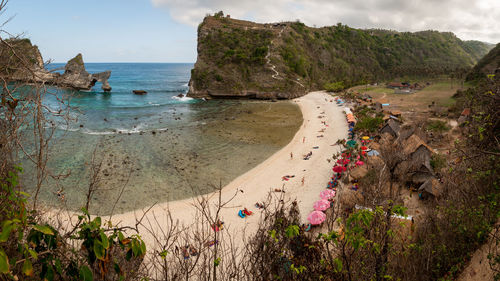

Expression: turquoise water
xmin=20 ymin=63 xmax=302 ymax=215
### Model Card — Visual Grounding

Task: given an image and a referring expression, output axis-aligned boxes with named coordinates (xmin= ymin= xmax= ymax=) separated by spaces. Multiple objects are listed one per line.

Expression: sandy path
xmin=49 ymin=91 xmax=348 ymax=251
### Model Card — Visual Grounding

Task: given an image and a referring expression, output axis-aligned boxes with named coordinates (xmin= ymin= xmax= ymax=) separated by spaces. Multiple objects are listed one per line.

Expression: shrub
xmin=426 ymin=120 xmax=450 ymax=132
xmin=355 ymin=116 xmax=384 ymax=132
xmin=430 ymin=153 xmax=447 ymax=171
xmin=324 ymin=81 xmax=345 ymax=92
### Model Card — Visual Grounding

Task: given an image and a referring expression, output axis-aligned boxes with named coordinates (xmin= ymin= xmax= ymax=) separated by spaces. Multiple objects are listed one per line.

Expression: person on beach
xmin=290 ymin=152 xmax=293 ymax=159
xmin=301 ymin=176 xmax=305 ymax=186
xmin=303 ymin=137 xmax=305 ymax=143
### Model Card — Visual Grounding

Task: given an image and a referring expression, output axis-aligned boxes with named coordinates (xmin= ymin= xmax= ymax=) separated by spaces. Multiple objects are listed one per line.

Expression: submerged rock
xmin=133 ymin=90 xmax=147 ymax=95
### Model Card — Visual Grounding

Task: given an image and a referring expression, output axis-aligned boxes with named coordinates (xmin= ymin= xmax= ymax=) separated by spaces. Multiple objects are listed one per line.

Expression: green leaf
xmin=140 ymin=240 xmax=146 ymax=256
xmin=0 ymin=221 xmax=16 ymax=242
xmin=22 ymin=259 xmax=33 ymax=276
xmin=118 ymin=232 xmax=125 ymax=242
xmin=114 ymin=262 xmax=121 ymax=274
xmin=92 ymin=217 xmax=102 ymax=230
xmin=0 ymin=249 xmax=9 ymax=274
xmin=285 ymin=225 xmax=300 ymax=238
xmin=79 ymin=265 xmax=93 ymax=281
xmin=100 ymin=232 xmax=109 ymax=249
xmin=333 ymin=258 xmax=343 ymax=272
xmin=33 ymin=224 xmax=54 ymax=236
xmin=93 ymin=240 xmax=105 ymax=260
xmin=27 ymin=249 xmax=38 ymax=260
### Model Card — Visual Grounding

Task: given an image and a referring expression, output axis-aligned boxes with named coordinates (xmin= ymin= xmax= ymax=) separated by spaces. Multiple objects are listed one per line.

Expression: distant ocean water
xmin=21 ymin=63 xmax=302 ymax=215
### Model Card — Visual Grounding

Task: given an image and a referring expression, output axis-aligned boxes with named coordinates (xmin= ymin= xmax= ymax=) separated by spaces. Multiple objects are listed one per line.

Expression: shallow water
xmin=18 ymin=63 xmax=302 ymax=215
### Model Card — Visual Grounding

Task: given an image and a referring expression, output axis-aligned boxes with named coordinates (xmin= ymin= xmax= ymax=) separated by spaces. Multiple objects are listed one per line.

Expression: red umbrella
xmin=307 ymin=211 xmax=326 ymax=225
xmin=361 ymin=146 xmax=368 ymax=151
xmin=332 ymin=166 xmax=343 ymax=173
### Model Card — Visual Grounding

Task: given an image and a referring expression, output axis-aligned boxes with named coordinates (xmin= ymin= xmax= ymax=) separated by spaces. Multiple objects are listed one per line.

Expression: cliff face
xmin=188 ymin=16 xmax=493 ymax=99
xmin=0 ymin=39 xmax=111 ymax=91
xmin=466 ymin=43 xmax=500 ymax=81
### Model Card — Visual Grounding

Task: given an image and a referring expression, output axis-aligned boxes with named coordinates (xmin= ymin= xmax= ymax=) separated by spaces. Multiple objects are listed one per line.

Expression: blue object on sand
xmin=238 ymin=210 xmax=246 ymax=218
xmin=382 ymin=103 xmax=390 ymax=106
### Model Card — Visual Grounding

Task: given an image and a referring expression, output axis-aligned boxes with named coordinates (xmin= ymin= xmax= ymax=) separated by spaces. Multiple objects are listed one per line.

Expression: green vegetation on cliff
xmin=466 ymin=43 xmax=500 ymax=81
xmin=189 ymin=16 xmax=493 ymax=99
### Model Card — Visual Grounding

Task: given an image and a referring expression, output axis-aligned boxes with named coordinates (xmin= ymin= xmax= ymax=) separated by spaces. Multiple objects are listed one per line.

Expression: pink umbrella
xmin=307 ymin=211 xmax=326 ymax=225
xmin=320 ymin=189 xmax=336 ymax=200
xmin=355 ymin=160 xmax=364 ymax=166
xmin=313 ymin=199 xmax=331 ymax=211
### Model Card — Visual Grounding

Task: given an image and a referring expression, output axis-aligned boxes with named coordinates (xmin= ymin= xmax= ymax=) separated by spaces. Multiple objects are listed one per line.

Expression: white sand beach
xmin=49 ymin=90 xmax=348 ymax=252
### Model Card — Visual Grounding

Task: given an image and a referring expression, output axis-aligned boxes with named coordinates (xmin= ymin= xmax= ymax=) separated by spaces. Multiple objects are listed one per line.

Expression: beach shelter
xmin=307 ymin=211 xmax=326 ymax=225
xmin=320 ymin=189 xmax=336 ymax=200
xmin=313 ymin=200 xmax=331 ymax=211
xmin=367 ymin=150 xmax=380 ymax=156
xmin=361 ymin=146 xmax=368 ymax=151
xmin=332 ymin=166 xmax=345 ymax=173
xmin=346 ymin=140 xmax=357 ymax=148
xmin=362 ymin=136 xmax=370 ymax=140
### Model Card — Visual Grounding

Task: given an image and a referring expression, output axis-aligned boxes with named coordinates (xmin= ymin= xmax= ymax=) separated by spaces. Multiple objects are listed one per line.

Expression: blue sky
xmin=4 ymin=0 xmax=499 ymax=63
xmin=4 ymin=0 xmax=197 ymax=62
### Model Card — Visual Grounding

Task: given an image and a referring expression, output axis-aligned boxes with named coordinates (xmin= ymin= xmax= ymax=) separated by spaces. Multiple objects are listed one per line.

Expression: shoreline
xmin=47 ymin=90 xmax=348 ymax=251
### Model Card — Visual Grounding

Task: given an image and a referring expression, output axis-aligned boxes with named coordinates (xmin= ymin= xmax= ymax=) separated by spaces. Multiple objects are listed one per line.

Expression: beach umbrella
xmin=307 ymin=211 xmax=327 ymax=225
xmin=332 ymin=166 xmax=343 ymax=173
xmin=361 ymin=146 xmax=368 ymax=151
xmin=367 ymin=150 xmax=380 ymax=156
xmin=320 ymin=189 xmax=336 ymax=200
xmin=355 ymin=160 xmax=364 ymax=166
xmin=362 ymin=136 xmax=370 ymax=140
xmin=314 ymin=200 xmax=331 ymax=211
xmin=346 ymin=140 xmax=356 ymax=147
xmin=337 ymin=159 xmax=349 ymax=165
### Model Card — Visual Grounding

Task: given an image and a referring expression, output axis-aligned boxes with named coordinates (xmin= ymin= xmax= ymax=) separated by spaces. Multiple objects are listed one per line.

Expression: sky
xmin=4 ymin=0 xmax=499 ymax=63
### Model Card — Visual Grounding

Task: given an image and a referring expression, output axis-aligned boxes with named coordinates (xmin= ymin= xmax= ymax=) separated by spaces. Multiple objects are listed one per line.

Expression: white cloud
xmin=151 ymin=0 xmax=500 ymax=43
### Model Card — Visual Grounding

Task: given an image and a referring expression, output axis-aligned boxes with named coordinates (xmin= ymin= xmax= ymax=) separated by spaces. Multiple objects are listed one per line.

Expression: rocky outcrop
xmin=54 ymin=54 xmax=112 ymax=91
xmin=0 ymin=39 xmax=111 ymax=92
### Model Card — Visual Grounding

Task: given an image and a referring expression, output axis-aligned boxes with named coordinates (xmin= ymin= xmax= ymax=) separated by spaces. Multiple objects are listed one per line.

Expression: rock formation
xmin=54 ymin=54 xmax=112 ymax=92
xmin=0 ymin=39 xmax=112 ymax=92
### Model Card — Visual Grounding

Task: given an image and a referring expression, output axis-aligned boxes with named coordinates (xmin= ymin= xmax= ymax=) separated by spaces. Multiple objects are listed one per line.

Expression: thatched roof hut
xmin=418 ymin=178 xmax=441 ymax=199
xmin=402 ymin=135 xmax=433 ymax=157
xmin=379 ymin=119 xmax=401 ymax=138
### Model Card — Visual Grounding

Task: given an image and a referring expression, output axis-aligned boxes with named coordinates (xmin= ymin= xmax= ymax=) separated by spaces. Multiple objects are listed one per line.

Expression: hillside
xmin=188 ymin=15 xmax=493 ymax=99
xmin=466 ymin=43 xmax=500 ymax=81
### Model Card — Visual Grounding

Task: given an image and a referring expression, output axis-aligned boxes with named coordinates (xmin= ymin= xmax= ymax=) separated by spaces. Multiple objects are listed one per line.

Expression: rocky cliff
xmin=188 ymin=15 xmax=493 ymax=99
xmin=0 ymin=38 xmax=111 ymax=91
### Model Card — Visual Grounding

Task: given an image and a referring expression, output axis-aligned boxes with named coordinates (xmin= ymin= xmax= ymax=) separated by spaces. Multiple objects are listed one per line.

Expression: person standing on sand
xmin=290 ymin=152 xmax=293 ymax=159
xmin=301 ymin=176 xmax=305 ymax=186
xmin=303 ymin=137 xmax=305 ymax=143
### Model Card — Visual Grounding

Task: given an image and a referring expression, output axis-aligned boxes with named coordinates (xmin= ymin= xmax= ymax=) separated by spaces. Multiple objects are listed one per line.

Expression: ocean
xmin=20 ymin=63 xmax=302 ymax=215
